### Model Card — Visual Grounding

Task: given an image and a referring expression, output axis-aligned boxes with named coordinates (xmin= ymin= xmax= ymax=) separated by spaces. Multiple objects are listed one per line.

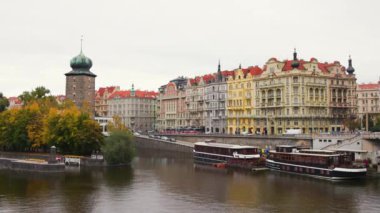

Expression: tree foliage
xmin=343 ymin=114 xmax=360 ymax=131
xmin=0 ymin=87 xmax=103 ymax=155
xmin=0 ymin=93 xmax=9 ymax=112
xmin=101 ymin=130 xmax=135 ymax=165
xmin=18 ymin=86 xmax=55 ymax=106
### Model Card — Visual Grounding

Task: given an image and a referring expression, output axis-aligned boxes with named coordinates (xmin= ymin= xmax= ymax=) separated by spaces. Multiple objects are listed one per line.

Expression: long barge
xmin=266 ymin=145 xmax=367 ymax=180
xmin=193 ymin=140 xmax=265 ymax=169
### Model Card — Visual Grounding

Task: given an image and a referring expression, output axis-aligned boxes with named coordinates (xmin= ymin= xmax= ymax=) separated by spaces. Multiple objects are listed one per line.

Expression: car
xmin=148 ymin=134 xmax=155 ymax=138
xmin=169 ymin=138 xmax=176 ymax=142
xmin=161 ymin=136 xmax=169 ymax=141
xmin=133 ymin=132 xmax=140 ymax=136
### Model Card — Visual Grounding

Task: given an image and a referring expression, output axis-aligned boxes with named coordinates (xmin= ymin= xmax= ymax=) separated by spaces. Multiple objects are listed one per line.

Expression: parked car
xmin=161 ymin=136 xmax=169 ymax=141
xmin=169 ymin=138 xmax=176 ymax=142
xmin=133 ymin=132 xmax=140 ymax=136
xmin=148 ymin=134 xmax=155 ymax=138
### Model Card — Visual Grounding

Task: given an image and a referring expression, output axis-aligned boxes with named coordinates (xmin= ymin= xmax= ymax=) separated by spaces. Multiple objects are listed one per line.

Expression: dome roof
xmin=291 ymin=60 xmax=300 ymax=68
xmin=346 ymin=56 xmax=355 ymax=74
xmin=70 ymin=51 xmax=93 ymax=69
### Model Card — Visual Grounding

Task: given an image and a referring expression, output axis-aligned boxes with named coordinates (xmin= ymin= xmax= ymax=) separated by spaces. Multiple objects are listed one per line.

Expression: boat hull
xmin=266 ymin=159 xmax=366 ymax=180
xmin=193 ymin=152 xmax=264 ymax=169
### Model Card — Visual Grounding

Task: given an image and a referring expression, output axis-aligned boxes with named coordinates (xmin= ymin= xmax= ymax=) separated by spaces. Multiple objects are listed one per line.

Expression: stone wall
xmin=0 ymin=158 xmax=64 ymax=172
xmin=159 ymin=134 xmax=312 ymax=149
xmin=134 ymin=137 xmax=193 ymax=154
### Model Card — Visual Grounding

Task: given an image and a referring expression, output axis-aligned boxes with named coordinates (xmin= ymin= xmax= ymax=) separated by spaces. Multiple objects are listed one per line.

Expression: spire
xmin=293 ymin=48 xmax=297 ymax=60
xmin=218 ymin=59 xmax=221 ymax=72
xmin=131 ymin=83 xmax=135 ymax=96
xmin=291 ymin=48 xmax=300 ymax=69
xmin=239 ymin=63 xmax=242 ymax=69
xmin=217 ymin=60 xmax=222 ymax=82
xmin=346 ymin=55 xmax=355 ymax=74
xmin=80 ymin=35 xmax=83 ymax=54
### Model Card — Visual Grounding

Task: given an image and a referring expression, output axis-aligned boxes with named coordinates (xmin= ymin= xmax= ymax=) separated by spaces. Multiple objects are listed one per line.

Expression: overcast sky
xmin=0 ymin=0 xmax=379 ymax=97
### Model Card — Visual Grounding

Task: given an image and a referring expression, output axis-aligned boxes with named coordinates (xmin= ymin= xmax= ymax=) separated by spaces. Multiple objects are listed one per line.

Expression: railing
xmin=320 ymin=133 xmax=362 ymax=150
xmin=361 ymin=132 xmax=380 ymax=140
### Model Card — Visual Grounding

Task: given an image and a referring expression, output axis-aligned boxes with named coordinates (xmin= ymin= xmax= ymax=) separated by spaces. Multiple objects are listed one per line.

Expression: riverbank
xmin=0 ymin=158 xmax=64 ymax=172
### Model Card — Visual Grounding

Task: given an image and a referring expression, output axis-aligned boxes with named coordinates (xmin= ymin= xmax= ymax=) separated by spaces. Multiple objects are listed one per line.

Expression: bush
xmin=102 ymin=131 xmax=135 ymax=165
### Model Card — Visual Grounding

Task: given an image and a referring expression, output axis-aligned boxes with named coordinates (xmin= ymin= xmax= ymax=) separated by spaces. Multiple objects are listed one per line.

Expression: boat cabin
xmin=194 ymin=142 xmax=260 ymax=156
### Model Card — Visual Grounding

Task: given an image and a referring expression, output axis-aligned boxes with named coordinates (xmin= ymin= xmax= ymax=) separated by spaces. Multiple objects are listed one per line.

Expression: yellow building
xmin=252 ymin=51 xmax=357 ymax=135
xmin=226 ymin=51 xmax=357 ymax=135
xmin=227 ymin=65 xmax=263 ymax=134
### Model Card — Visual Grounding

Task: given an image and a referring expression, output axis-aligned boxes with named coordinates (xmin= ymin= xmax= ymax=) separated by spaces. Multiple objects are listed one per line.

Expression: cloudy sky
xmin=0 ymin=0 xmax=379 ymax=96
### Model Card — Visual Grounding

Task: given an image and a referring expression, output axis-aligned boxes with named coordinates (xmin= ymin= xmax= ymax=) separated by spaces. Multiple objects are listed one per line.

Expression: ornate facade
xmin=156 ymin=51 xmax=358 ymax=135
xmin=108 ymin=85 xmax=158 ymax=132
xmin=252 ymin=51 xmax=357 ymax=134
xmin=227 ymin=65 xmax=263 ymax=134
xmin=95 ymin=86 xmax=120 ymax=117
xmin=156 ymin=77 xmax=187 ymax=131
xmin=357 ymin=81 xmax=380 ymax=130
xmin=204 ymin=63 xmax=233 ymax=134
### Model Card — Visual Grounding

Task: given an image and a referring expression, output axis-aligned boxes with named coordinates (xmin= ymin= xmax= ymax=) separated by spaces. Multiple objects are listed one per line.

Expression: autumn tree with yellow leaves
xmin=0 ymin=88 xmax=103 ymax=155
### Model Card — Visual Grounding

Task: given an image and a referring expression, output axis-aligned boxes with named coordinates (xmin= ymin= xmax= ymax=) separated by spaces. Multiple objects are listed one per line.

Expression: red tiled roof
xmin=245 ymin=66 xmax=263 ymax=76
xmin=108 ymin=90 xmax=158 ymax=99
xmin=282 ymin=60 xmax=306 ymax=71
xmin=202 ymin=74 xmax=215 ymax=83
xmin=8 ymin=97 xmax=22 ymax=105
xmin=97 ymin=86 xmax=118 ymax=96
xmin=358 ymin=83 xmax=380 ymax=90
xmin=222 ymin=70 xmax=234 ymax=76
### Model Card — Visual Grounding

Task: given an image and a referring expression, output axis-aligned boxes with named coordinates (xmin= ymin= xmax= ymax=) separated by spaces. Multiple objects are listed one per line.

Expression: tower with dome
xmin=65 ymin=38 xmax=97 ymax=112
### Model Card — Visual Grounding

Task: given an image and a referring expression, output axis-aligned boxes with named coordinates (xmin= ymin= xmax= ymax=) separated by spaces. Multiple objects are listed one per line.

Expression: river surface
xmin=1 ymin=149 xmax=380 ymax=213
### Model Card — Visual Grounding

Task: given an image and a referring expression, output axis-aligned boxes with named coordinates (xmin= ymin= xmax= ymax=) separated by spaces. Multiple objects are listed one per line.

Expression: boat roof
xmin=270 ymin=150 xmax=341 ymax=157
xmin=300 ymin=149 xmax=336 ymax=153
xmin=276 ymin=145 xmax=298 ymax=148
xmin=195 ymin=142 xmax=259 ymax=149
xmin=332 ymin=149 xmax=368 ymax=153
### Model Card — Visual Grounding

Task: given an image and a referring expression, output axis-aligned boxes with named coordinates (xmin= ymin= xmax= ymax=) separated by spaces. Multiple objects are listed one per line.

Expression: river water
xmin=1 ymin=149 xmax=380 ymax=213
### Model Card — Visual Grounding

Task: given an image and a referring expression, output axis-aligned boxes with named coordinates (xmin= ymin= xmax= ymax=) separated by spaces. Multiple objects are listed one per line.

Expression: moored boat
xmin=266 ymin=145 xmax=367 ymax=180
xmin=193 ymin=140 xmax=265 ymax=169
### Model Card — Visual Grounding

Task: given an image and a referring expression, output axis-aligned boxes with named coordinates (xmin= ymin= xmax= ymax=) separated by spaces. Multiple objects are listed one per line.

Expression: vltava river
xmin=1 ymin=149 xmax=380 ymax=213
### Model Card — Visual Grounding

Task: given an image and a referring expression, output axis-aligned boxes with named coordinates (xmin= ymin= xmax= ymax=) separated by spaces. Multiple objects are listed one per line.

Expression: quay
xmin=134 ymin=133 xmax=380 ymax=169
xmin=0 ymin=157 xmax=65 ymax=172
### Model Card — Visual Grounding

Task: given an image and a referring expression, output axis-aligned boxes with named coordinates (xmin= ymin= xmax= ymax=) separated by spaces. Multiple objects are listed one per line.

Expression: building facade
xmin=108 ymin=85 xmax=157 ymax=132
xmin=65 ymin=48 xmax=96 ymax=112
xmin=156 ymin=51 xmax=358 ymax=135
xmin=204 ymin=63 xmax=233 ymax=134
xmin=7 ymin=97 xmax=22 ymax=109
xmin=226 ymin=65 xmax=263 ymax=134
xmin=95 ymin=86 xmax=120 ymax=117
xmin=252 ymin=51 xmax=357 ymax=135
xmin=156 ymin=77 xmax=188 ymax=132
xmin=357 ymin=81 xmax=380 ymax=130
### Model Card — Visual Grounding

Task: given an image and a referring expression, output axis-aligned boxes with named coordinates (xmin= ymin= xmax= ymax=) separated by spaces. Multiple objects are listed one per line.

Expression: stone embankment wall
xmin=0 ymin=151 xmax=50 ymax=160
xmin=0 ymin=158 xmax=64 ymax=172
xmin=134 ymin=137 xmax=193 ymax=154
xmin=158 ymin=134 xmax=312 ymax=148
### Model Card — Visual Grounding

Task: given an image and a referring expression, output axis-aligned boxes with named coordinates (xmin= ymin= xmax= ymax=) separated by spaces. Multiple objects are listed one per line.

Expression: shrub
xmin=102 ymin=131 xmax=135 ymax=165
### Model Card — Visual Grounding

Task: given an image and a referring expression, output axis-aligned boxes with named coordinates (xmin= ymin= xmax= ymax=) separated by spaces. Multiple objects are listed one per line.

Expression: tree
xmin=44 ymin=104 xmax=104 ymax=155
xmin=108 ymin=115 xmax=129 ymax=132
xmin=0 ymin=93 xmax=103 ymax=154
xmin=0 ymin=93 xmax=9 ymax=112
xmin=101 ymin=131 xmax=135 ymax=165
xmin=369 ymin=115 xmax=380 ymax=132
xmin=31 ymin=86 xmax=50 ymax=99
xmin=343 ymin=114 xmax=360 ymax=132
xmin=19 ymin=86 xmax=53 ymax=105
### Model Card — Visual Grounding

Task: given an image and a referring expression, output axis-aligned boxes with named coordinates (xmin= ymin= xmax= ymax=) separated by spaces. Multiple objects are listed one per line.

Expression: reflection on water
xmin=0 ymin=148 xmax=380 ymax=213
